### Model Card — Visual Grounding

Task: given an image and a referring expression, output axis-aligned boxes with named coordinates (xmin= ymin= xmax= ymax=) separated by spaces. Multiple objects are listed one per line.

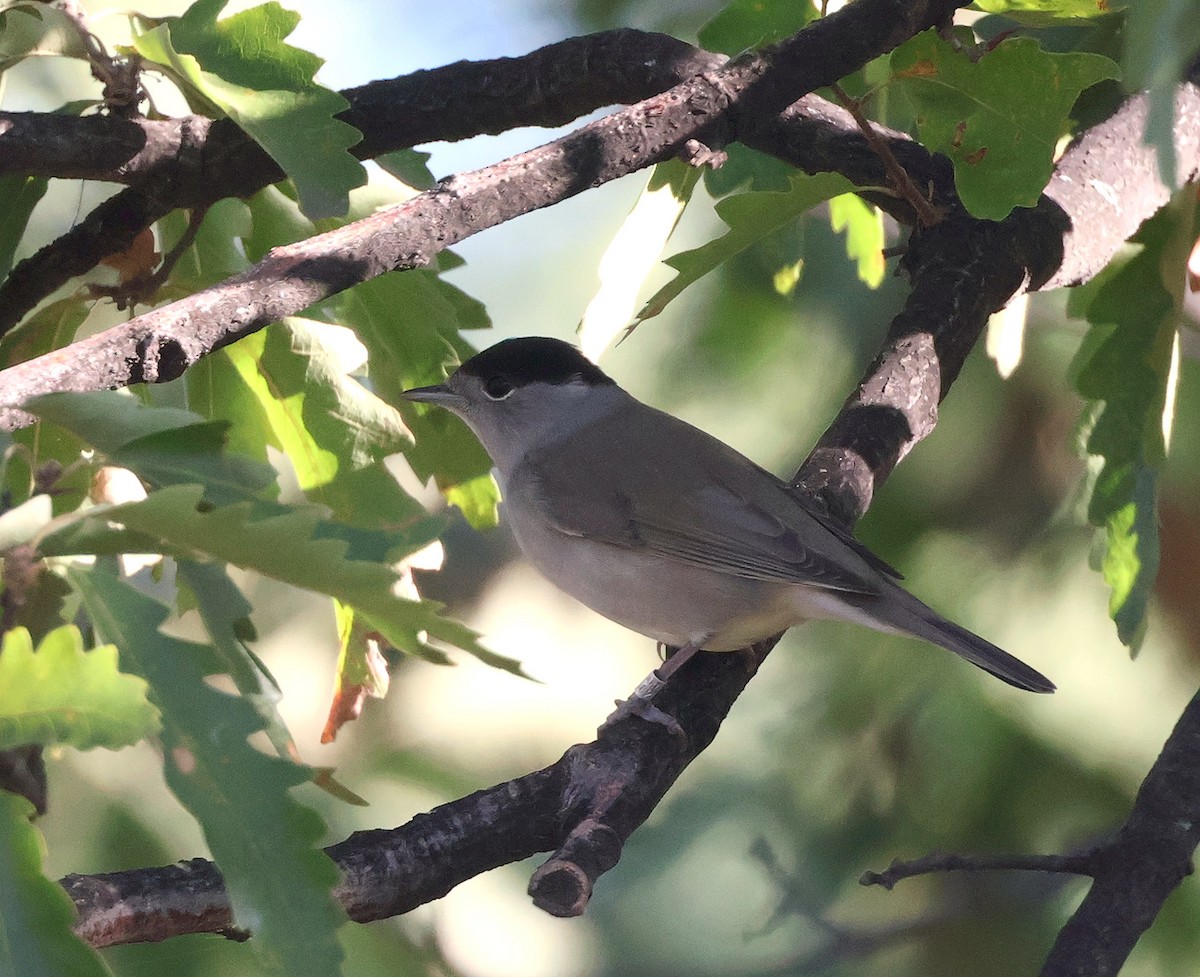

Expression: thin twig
xmin=861 ymin=849 xmax=1100 ymax=891
xmin=829 ymin=82 xmax=942 ymax=226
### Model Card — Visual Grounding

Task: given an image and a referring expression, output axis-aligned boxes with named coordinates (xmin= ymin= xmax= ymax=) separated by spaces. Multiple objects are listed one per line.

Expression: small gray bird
xmin=404 ymin=337 xmax=1054 ymax=695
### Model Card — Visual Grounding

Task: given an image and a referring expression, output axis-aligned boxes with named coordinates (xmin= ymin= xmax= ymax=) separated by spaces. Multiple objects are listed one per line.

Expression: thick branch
xmin=28 ymin=6 xmax=1200 ymax=963
xmin=61 ymin=181 xmax=1056 ymax=942
xmin=0 ymin=31 xmax=723 ymax=185
xmin=1039 ymin=689 xmax=1200 ymax=977
xmin=0 ymin=17 xmax=963 ymax=338
xmin=0 ymin=0 xmax=963 ymax=420
xmin=0 ymin=31 xmax=722 ymax=337
xmin=1042 ymin=82 xmax=1200 ymax=289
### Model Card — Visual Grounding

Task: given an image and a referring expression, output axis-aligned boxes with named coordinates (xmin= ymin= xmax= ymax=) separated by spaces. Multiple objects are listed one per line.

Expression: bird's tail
xmin=861 ymin=584 xmax=1055 ymax=693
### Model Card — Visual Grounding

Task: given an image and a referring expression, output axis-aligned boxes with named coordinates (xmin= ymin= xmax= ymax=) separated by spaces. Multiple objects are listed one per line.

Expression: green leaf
xmin=173 ymin=559 xmax=306 ymax=768
xmin=1100 ymin=469 xmax=1158 ymax=650
xmin=1124 ymin=0 xmax=1200 ymax=187
xmin=698 ymin=0 xmax=818 ymax=54
xmin=161 ymin=197 xmax=253 ymax=292
xmin=0 ymin=175 xmax=47 ymax=282
xmin=703 ymin=144 xmax=796 ymax=197
xmin=0 ymin=300 xmax=94 ymax=514
xmin=0 ymin=625 xmax=160 ymax=751
xmin=829 ymin=193 xmax=885 ymax=288
xmin=0 ymin=3 xmax=90 ymax=73
xmin=890 ymin=31 xmax=1119 ymax=219
xmin=222 ymin=318 xmax=428 ymax=528
xmin=636 ymin=172 xmax=852 ymax=323
xmin=132 ymin=3 xmax=363 ymax=219
xmin=43 ymin=483 xmax=518 ymax=669
xmin=243 ymin=184 xmax=315 ymax=262
xmin=376 ymin=149 xmax=437 ymax=191
xmin=0 ymin=791 xmax=112 ymax=977
xmin=74 ymin=569 xmax=345 ymax=977
xmin=336 ymin=273 xmax=499 ymax=529
xmin=0 ymin=296 xmax=89 ymax=371
xmin=579 ymin=160 xmax=700 ymax=360
xmin=1071 ymin=206 xmax=1185 ymax=650
xmin=175 ymin=560 xmax=270 ymax=695
xmin=27 ymin=391 xmax=276 ymax=505
xmin=971 ymin=0 xmax=1129 ymax=24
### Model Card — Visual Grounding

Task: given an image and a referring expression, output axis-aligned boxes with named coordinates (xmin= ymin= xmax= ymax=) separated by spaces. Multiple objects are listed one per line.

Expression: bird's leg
xmin=598 ymin=637 xmax=708 ymax=743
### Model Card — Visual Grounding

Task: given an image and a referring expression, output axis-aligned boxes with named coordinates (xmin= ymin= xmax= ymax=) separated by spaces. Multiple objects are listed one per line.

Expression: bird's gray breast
xmin=497 ymin=463 xmax=800 ymax=650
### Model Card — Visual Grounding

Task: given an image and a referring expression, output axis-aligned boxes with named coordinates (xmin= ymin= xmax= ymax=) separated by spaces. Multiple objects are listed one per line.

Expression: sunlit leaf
xmin=636 ymin=172 xmax=852 ymax=323
xmin=829 ymin=193 xmax=885 ymax=288
xmin=579 ymin=160 xmax=700 ymax=361
xmin=972 ymin=0 xmax=1129 ymax=24
xmin=890 ymin=31 xmax=1118 ymax=219
xmin=1070 ymin=206 xmax=1186 ymax=650
xmin=132 ymin=1 xmax=363 ymax=219
xmin=0 ymin=625 xmax=159 ymax=751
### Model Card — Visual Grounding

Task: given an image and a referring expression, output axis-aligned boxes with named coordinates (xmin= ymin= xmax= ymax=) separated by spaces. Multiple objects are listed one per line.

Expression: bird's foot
xmin=599 ymin=678 xmax=686 ymax=744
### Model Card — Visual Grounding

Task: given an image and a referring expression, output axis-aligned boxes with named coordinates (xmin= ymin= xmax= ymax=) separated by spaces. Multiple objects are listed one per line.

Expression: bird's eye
xmin=483 ymin=375 xmax=513 ymax=400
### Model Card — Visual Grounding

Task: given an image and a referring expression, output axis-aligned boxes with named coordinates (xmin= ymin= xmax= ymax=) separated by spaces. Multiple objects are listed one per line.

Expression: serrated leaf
xmin=703 ymin=143 xmax=796 ymax=197
xmin=829 ymin=193 xmax=885 ymax=288
xmin=0 ymin=791 xmax=112 ymax=977
xmin=698 ymin=0 xmax=818 ymax=55
xmin=321 ymin=601 xmax=389 ymax=743
xmin=636 ymin=172 xmax=852 ymax=323
xmin=25 ymin=392 xmax=276 ymax=503
xmin=222 ymin=318 xmax=427 ymax=528
xmin=74 ymin=569 xmax=345 ymax=977
xmin=376 ymin=149 xmax=436 ymax=191
xmin=336 ymin=273 xmax=498 ymax=529
xmin=132 ymin=3 xmax=363 ymax=219
xmin=1071 ymin=207 xmax=1186 ymax=651
xmin=0 ymin=625 xmax=160 ymax=751
xmin=174 ymin=559 xmax=305 ymax=768
xmin=890 ymin=31 xmax=1119 ymax=219
xmin=579 ymin=160 xmax=700 ymax=361
xmin=43 ymin=483 xmax=518 ymax=669
xmin=1101 ymin=472 xmax=1157 ymax=650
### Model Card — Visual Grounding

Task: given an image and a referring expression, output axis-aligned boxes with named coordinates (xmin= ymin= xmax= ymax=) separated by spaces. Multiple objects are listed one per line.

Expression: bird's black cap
xmin=457 ymin=337 xmax=615 ymax=387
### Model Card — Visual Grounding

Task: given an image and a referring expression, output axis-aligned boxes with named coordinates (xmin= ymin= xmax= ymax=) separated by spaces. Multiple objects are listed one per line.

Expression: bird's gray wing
xmin=514 ymin=401 xmax=888 ymax=595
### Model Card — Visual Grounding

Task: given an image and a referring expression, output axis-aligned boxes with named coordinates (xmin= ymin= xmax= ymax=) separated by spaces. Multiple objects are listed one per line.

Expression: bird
xmin=403 ymin=336 xmax=1054 ymax=704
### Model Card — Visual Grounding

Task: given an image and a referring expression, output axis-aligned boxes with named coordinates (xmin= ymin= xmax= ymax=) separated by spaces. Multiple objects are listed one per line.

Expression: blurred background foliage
xmin=3 ymin=0 xmax=1200 ymax=975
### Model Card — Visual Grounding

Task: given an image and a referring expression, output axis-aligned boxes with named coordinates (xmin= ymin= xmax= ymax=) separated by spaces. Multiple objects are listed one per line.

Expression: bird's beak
xmin=402 ymin=383 xmax=467 ymax=410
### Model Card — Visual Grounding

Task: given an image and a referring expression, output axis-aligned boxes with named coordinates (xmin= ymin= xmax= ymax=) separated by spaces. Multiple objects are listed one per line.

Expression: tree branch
xmin=860 ymin=850 xmax=1099 ymax=891
xmin=1039 ymin=688 xmax=1200 ymax=977
xmin=0 ymin=0 xmax=965 ymax=421
xmin=15 ymin=5 xmax=1199 ymax=966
